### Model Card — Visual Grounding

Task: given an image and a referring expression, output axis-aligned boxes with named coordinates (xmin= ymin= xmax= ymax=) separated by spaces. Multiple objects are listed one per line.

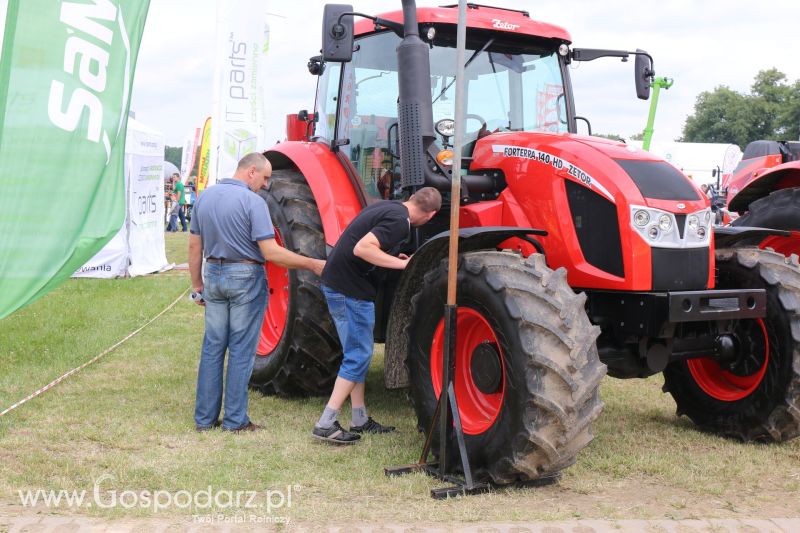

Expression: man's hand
xmin=310 ymin=259 xmax=326 ymax=277
xmin=258 ymin=238 xmax=326 ymax=275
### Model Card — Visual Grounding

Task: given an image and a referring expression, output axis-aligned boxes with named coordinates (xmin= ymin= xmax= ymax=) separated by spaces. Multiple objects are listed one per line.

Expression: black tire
xmin=406 ymin=251 xmax=606 ymax=484
xmin=663 ymin=247 xmax=800 ymax=441
xmin=249 ymin=169 xmax=342 ymax=396
xmin=733 ymin=187 xmax=800 ymax=231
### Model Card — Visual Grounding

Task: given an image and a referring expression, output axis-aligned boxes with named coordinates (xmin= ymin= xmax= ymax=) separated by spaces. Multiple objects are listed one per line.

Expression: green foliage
xmin=682 ymin=69 xmax=800 ymax=147
xmin=628 ymin=132 xmax=644 ymax=141
xmin=164 ymin=145 xmax=182 ymax=170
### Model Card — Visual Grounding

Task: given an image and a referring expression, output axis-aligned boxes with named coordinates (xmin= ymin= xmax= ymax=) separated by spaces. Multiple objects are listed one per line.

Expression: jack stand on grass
xmin=385 ymin=305 xmax=562 ymax=499
xmin=385 ymin=305 xmax=492 ymax=499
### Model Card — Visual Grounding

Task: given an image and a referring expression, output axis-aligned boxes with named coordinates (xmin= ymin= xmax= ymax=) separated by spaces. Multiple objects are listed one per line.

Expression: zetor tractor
xmin=724 ymin=140 xmax=800 ymax=257
xmin=251 ymin=1 xmax=800 ymax=483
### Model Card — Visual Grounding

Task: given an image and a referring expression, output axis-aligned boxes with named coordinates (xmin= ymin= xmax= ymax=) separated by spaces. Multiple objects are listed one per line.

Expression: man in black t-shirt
xmin=312 ymin=187 xmax=442 ymax=444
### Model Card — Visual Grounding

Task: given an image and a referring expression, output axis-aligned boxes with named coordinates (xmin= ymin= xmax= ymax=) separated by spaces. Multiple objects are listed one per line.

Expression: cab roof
xmin=354 ymin=4 xmax=572 ymax=43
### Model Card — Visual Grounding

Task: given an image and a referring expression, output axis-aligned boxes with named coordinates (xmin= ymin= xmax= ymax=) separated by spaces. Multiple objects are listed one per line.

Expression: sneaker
xmin=350 ymin=417 xmax=396 ymax=434
xmin=312 ymin=421 xmax=361 ymax=445
xmin=222 ymin=421 xmax=262 ymax=433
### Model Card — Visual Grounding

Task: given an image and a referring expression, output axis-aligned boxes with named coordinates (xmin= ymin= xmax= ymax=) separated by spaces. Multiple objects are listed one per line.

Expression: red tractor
xmin=250 ymin=1 xmax=800 ymax=484
xmin=724 ymin=140 xmax=800 ymax=257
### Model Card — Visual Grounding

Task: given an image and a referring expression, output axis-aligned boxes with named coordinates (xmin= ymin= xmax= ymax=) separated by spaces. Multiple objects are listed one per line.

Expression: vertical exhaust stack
xmin=397 ymin=0 xmax=435 ymax=191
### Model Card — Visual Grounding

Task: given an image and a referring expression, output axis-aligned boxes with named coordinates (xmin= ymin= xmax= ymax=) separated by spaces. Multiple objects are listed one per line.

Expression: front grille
xmin=565 ymin=180 xmax=624 ymax=278
xmin=651 ymin=247 xmax=709 ymax=290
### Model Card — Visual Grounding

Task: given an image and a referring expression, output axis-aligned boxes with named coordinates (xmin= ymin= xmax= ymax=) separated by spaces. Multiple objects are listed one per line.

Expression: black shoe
xmin=350 ymin=417 xmax=396 ymax=434
xmin=222 ymin=421 xmax=263 ymax=433
xmin=312 ymin=421 xmax=361 ymax=445
xmin=196 ymin=420 xmax=221 ymax=432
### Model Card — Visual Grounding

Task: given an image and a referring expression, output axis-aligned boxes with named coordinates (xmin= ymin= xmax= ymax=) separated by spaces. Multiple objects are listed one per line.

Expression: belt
xmin=206 ymin=257 xmax=262 ymax=265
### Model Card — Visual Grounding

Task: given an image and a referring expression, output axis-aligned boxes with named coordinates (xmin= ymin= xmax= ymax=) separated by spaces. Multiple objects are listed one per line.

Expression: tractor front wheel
xmin=406 ymin=251 xmax=606 ymax=484
xmin=663 ymin=247 xmax=800 ymax=441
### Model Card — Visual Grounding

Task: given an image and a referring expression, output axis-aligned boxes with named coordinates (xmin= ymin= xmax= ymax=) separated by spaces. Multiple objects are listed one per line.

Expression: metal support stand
xmin=385 ymin=305 xmax=491 ymax=499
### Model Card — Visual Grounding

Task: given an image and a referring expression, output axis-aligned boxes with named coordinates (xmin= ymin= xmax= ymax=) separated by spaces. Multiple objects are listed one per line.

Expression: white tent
xmin=629 ymin=141 xmax=742 ymax=185
xmin=73 ymin=119 xmax=171 ymax=278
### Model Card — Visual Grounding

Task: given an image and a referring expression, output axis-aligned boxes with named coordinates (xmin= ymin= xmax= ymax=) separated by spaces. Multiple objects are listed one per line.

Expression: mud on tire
xmin=406 ymin=251 xmax=606 ymax=484
xmin=663 ymin=247 xmax=800 ymax=441
xmin=249 ymin=169 xmax=341 ymax=396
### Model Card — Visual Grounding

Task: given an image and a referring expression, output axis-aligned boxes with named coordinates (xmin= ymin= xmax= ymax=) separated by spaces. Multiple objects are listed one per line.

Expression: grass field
xmin=0 ymin=231 xmax=798 ymax=524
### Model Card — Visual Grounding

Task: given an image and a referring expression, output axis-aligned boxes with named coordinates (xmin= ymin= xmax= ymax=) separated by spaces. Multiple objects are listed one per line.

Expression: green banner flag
xmin=0 ymin=0 xmax=150 ymax=319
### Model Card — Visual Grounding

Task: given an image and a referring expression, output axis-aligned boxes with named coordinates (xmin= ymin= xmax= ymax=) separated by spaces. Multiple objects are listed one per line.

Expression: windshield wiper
xmin=432 ymin=38 xmax=495 ymax=105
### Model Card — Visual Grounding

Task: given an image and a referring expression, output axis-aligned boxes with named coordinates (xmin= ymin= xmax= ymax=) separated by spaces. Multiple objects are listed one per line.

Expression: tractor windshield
xmin=315 ymin=30 xmax=568 ymax=199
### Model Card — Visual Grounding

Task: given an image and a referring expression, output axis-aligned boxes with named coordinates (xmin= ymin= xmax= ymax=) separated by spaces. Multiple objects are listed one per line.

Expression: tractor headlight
xmin=631 ymin=205 xmax=710 ymax=249
xmin=634 ymin=210 xmax=650 ymax=227
xmin=658 ymin=214 xmax=672 ymax=232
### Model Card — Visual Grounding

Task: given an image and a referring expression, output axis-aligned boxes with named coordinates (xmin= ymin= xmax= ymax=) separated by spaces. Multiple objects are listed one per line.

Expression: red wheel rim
xmin=687 ymin=319 xmax=769 ymax=401
xmin=257 ymin=230 xmax=289 ymax=356
xmin=430 ymin=307 xmax=505 ymax=435
xmin=759 ymin=233 xmax=800 ymax=257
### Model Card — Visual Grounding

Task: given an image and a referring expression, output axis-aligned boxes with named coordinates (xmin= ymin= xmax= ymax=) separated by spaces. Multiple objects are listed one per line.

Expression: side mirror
xmin=322 ymin=4 xmax=354 ymax=62
xmin=634 ymin=49 xmax=653 ymax=100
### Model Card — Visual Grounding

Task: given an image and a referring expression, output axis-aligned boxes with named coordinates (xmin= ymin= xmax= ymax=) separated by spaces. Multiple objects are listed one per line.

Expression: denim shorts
xmin=322 ymin=285 xmax=375 ymax=383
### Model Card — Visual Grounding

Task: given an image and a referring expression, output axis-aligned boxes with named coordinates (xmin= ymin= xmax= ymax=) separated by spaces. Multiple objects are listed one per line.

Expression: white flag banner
xmin=180 ymin=127 xmax=200 ymax=182
xmin=210 ymin=0 xmax=270 ymax=184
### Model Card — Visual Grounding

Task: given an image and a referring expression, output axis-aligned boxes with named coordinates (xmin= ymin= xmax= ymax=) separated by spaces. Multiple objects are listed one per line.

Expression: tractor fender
xmin=384 ymin=226 xmax=546 ymax=389
xmin=728 ymin=161 xmax=800 ymax=213
xmin=265 ymin=142 xmax=364 ymax=246
xmin=714 ymin=226 xmax=790 ymax=249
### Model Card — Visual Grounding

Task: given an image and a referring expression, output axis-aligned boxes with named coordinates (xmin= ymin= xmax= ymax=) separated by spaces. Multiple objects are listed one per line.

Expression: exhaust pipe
xmin=397 ymin=0 xmax=435 ymax=190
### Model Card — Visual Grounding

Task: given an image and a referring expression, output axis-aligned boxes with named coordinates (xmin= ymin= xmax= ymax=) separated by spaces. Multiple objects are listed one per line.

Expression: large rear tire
xmin=406 ymin=252 xmax=606 ymax=484
xmin=249 ymin=169 xmax=342 ymax=396
xmin=663 ymin=247 xmax=800 ymax=441
xmin=732 ymin=187 xmax=800 ymax=257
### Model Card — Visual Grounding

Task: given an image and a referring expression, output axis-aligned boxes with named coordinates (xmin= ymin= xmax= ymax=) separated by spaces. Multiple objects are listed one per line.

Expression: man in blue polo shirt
xmin=189 ymin=152 xmax=325 ymax=433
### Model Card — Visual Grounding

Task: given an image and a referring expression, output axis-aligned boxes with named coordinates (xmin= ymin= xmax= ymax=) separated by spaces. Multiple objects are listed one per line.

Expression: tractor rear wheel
xmin=406 ymin=251 xmax=606 ymax=484
xmin=249 ymin=169 xmax=341 ymax=396
xmin=662 ymin=247 xmax=800 ymax=441
xmin=732 ymin=187 xmax=800 ymax=257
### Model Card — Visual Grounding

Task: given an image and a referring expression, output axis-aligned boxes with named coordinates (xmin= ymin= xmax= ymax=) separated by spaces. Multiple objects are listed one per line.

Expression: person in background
xmin=172 ymin=173 xmax=188 ymax=232
xmin=166 ymin=192 xmax=180 ymax=232
xmin=312 ymin=187 xmax=442 ymax=444
xmin=189 ymin=153 xmax=325 ymax=433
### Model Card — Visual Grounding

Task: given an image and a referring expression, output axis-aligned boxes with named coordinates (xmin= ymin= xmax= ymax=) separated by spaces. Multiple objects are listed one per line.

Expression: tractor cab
xmin=311 ymin=5 xmax=574 ymax=205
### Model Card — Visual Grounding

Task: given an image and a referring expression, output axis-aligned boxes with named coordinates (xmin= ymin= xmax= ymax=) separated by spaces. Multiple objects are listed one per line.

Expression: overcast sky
xmin=130 ymin=0 xmax=800 ymax=148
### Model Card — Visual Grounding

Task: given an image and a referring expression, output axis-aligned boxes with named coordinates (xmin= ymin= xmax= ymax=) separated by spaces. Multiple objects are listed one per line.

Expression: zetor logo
xmin=47 ymin=0 xmax=129 ymax=162
xmin=492 ymin=19 xmax=520 ymax=31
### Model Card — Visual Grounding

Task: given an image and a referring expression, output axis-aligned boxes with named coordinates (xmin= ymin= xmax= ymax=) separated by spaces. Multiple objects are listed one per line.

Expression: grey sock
xmin=352 ymin=406 xmax=368 ymax=427
xmin=316 ymin=406 xmax=338 ymax=429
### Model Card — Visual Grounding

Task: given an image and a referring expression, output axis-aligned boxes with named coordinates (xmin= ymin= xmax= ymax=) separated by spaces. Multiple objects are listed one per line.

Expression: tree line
xmin=681 ymin=68 xmax=800 ymax=147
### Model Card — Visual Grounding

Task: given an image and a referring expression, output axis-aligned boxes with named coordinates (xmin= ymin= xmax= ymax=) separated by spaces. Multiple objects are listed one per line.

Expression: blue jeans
xmin=178 ymin=206 xmax=187 ymax=231
xmin=195 ymin=262 xmax=268 ymax=430
xmin=166 ymin=214 xmax=178 ymax=232
xmin=322 ymin=285 xmax=375 ymax=383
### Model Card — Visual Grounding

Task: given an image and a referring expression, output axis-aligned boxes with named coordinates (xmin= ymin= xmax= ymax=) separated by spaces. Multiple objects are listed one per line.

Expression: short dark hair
xmin=409 ymin=187 xmax=442 ymax=213
xmin=237 ymin=152 xmax=268 ymax=171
